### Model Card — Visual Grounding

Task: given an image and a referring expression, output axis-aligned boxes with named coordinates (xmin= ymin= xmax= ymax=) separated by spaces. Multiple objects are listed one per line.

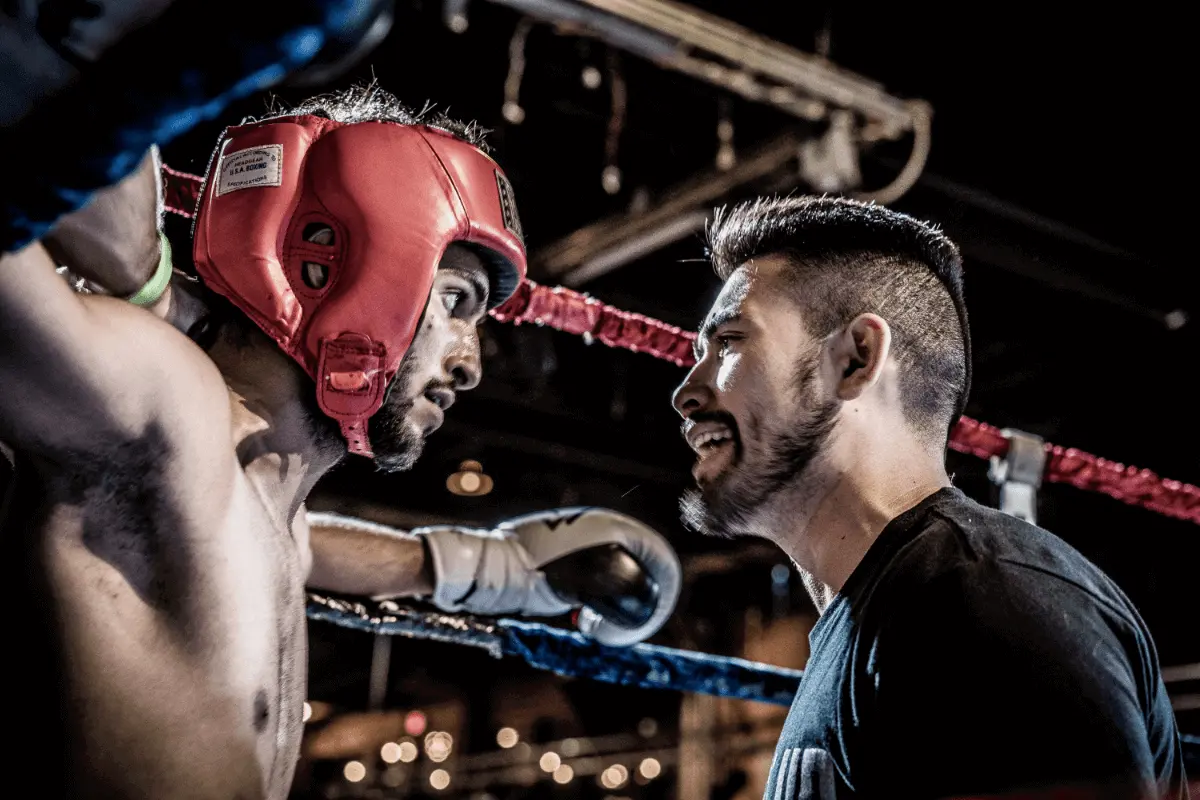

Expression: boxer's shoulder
xmin=29 ymin=292 xmax=240 ymax=548
xmin=63 ymin=290 xmax=233 ymax=460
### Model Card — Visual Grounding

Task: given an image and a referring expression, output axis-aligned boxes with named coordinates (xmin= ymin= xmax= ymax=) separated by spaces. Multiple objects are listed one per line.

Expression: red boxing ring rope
xmin=162 ymin=168 xmax=1200 ymax=526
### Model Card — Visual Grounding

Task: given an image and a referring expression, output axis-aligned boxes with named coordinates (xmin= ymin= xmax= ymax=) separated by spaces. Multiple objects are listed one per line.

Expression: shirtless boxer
xmin=0 ymin=87 xmax=679 ymax=800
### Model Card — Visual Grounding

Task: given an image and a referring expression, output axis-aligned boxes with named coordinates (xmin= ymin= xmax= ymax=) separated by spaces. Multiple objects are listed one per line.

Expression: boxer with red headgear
xmin=0 ymin=86 xmax=680 ymax=800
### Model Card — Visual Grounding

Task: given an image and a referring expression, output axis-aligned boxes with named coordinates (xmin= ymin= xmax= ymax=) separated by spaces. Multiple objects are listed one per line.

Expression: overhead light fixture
xmin=447 ymin=460 xmax=494 ymax=496
xmin=443 ymin=0 xmax=470 ymax=32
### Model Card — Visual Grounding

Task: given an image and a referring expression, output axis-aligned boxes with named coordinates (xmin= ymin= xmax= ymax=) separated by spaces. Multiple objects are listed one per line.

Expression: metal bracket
xmin=987 ymin=429 xmax=1046 ymax=524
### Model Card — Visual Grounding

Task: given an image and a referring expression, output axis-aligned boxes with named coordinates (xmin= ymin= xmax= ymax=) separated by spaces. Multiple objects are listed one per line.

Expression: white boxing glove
xmin=417 ymin=508 xmax=681 ymax=646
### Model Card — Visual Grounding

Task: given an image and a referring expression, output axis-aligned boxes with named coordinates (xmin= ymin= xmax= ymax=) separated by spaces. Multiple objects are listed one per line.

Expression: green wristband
xmin=127 ymin=232 xmax=173 ymax=307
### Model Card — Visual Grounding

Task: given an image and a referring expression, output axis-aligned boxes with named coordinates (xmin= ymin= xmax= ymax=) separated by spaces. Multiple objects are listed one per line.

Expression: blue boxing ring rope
xmin=307 ymin=594 xmax=1200 ymax=774
xmin=4 ymin=0 xmax=1196 ymax=776
xmin=306 ymin=593 xmax=804 ymax=706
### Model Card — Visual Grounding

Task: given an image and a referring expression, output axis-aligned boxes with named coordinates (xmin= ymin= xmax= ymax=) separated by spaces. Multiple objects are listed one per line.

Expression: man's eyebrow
xmin=443 ymin=266 xmax=490 ymax=307
xmin=694 ymin=308 xmax=741 ymax=357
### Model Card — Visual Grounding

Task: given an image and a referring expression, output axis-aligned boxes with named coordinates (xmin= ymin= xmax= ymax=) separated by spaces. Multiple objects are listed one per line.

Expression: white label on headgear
xmin=216 ymin=144 xmax=283 ymax=196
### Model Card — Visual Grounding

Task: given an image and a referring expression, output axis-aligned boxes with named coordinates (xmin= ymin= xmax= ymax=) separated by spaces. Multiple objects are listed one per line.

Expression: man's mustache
xmin=681 ymin=410 xmax=740 ymax=441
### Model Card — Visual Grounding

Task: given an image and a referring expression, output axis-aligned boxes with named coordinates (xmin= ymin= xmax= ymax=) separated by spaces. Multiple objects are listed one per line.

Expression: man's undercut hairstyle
xmin=707 ymin=195 xmax=969 ymax=439
xmin=262 ymin=83 xmax=490 ymax=151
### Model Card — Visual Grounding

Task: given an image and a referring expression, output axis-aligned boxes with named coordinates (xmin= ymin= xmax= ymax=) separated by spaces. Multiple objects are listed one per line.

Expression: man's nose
xmin=446 ymin=330 xmax=482 ymax=391
xmin=672 ymin=366 xmax=712 ymax=419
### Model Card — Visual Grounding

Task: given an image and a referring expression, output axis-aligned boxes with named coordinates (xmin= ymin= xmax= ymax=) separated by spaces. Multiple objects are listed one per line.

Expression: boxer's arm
xmin=306 ymin=507 xmax=682 ymax=646
xmin=40 ymin=148 xmax=175 ymax=319
xmin=306 ymin=512 xmax=435 ymax=598
xmin=0 ymin=237 xmax=202 ymax=461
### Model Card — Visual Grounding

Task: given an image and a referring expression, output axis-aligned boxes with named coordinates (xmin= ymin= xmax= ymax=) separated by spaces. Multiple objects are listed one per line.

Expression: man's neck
xmin=773 ymin=443 xmax=950 ymax=608
xmin=231 ymin=394 xmax=343 ymax=530
xmin=214 ymin=337 xmax=344 ymax=532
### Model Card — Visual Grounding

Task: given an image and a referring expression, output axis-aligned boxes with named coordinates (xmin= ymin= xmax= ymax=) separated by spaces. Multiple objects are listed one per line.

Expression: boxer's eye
xmin=441 ymin=289 xmax=465 ymax=313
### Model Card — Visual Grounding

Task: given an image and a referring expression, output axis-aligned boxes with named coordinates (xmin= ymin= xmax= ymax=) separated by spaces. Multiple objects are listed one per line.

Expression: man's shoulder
xmin=41 ymin=295 xmax=235 ymax=477
xmin=884 ymin=492 xmax=1138 ymax=626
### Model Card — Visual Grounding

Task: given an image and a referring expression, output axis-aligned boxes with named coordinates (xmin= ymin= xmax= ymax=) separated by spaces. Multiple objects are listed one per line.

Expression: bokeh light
xmin=553 ymin=764 xmax=574 ymax=784
xmin=425 ymin=731 xmax=453 ymax=763
xmin=405 ymin=710 xmax=428 ymax=737
xmin=381 ymin=742 xmax=402 ymax=764
xmin=398 ymin=741 xmax=419 ymax=763
xmin=639 ymin=757 xmax=661 ymax=779
xmin=538 ymin=751 xmax=561 ymax=772
xmin=600 ymin=764 xmax=629 ymax=789
xmin=430 ymin=768 xmax=451 ymax=790
xmin=496 ymin=727 xmax=519 ymax=748
xmin=381 ymin=766 xmax=406 ymax=788
xmin=343 ymin=761 xmax=366 ymax=783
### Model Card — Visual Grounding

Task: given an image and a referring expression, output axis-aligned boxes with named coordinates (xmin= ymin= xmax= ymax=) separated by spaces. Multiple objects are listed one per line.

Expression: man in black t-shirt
xmin=671 ymin=196 xmax=1188 ymax=799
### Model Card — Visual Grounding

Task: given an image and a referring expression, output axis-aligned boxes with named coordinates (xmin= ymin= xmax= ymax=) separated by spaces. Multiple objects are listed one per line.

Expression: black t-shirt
xmin=764 ymin=488 xmax=1188 ymax=800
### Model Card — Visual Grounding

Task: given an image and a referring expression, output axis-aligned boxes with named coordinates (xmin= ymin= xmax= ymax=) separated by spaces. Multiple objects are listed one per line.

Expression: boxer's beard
xmin=366 ymin=355 xmax=425 ymax=472
xmin=680 ymin=354 xmax=838 ymax=539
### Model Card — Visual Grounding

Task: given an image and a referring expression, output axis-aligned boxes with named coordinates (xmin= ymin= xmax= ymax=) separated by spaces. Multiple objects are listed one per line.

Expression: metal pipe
xmin=482 ymin=0 xmax=918 ymax=132
xmin=367 ymin=634 xmax=392 ymax=710
xmin=486 ymin=0 xmax=678 ymax=60
xmin=536 ymin=132 xmax=807 ymax=280
xmin=561 ymin=210 xmax=710 ymax=286
xmin=580 ymin=0 xmax=912 ymax=130
xmin=1162 ymin=663 xmax=1200 ymax=683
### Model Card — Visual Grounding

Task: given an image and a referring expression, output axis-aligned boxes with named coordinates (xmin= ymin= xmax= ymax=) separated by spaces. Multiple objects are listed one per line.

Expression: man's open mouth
xmin=684 ymin=418 xmax=738 ymax=483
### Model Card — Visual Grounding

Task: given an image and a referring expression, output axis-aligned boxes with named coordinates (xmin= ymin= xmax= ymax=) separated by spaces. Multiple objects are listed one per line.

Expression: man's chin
xmin=365 ymin=415 xmax=427 ymax=473
xmin=680 ymin=484 xmax=747 ymax=540
xmin=370 ymin=436 xmax=425 ymax=472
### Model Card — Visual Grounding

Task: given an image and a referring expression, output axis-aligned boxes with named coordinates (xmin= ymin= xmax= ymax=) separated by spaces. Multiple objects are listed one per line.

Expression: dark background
xmin=9 ymin=1 xmax=1200 ymax=797
xmin=157 ymin=2 xmax=1200 ymax=795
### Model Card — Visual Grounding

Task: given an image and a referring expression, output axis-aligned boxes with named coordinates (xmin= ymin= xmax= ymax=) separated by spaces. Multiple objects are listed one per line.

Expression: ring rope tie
xmin=161 ymin=166 xmax=1200 ymax=527
xmin=163 ymin=166 xmax=1197 ymax=769
xmin=12 ymin=14 xmax=1192 ymax=769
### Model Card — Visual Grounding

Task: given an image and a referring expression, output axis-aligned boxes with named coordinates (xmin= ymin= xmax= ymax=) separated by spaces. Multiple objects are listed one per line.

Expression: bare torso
xmin=1 ymin=325 xmax=311 ymax=800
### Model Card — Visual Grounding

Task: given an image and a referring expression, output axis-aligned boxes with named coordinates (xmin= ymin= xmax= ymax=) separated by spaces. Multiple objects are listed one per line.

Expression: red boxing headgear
xmin=192 ymin=114 xmax=527 ymax=457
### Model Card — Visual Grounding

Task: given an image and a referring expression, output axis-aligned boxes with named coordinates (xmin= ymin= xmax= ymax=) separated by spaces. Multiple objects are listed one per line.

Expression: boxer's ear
xmin=829 ymin=313 xmax=891 ymax=401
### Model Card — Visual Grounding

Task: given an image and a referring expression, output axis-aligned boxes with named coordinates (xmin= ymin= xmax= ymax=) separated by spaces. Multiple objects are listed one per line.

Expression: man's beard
xmin=680 ymin=356 xmax=838 ymax=539
xmin=366 ymin=355 xmax=426 ymax=473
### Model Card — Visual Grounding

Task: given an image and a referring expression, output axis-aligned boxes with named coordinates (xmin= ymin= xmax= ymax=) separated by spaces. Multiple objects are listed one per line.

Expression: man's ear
xmin=828 ymin=313 xmax=891 ymax=401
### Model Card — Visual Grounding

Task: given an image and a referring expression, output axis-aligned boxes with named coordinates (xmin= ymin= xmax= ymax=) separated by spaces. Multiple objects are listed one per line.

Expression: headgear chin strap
xmin=192 ymin=114 xmax=527 ymax=456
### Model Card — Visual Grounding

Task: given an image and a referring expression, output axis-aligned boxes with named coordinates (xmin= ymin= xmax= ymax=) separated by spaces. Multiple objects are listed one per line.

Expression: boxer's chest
xmin=2 ymin=448 xmax=308 ymax=798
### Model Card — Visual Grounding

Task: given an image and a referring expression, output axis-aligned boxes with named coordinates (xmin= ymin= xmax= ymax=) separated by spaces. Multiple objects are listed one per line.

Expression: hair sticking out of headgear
xmin=258 ymin=82 xmax=492 ymax=152
xmin=191 ymin=99 xmax=525 ymax=457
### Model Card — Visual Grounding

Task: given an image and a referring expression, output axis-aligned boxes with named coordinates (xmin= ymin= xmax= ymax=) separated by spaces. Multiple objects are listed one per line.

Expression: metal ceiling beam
xmin=474 ymin=0 xmax=931 ymax=285
xmin=481 ymin=0 xmax=923 ymax=135
xmin=536 ymin=131 xmax=807 ymax=284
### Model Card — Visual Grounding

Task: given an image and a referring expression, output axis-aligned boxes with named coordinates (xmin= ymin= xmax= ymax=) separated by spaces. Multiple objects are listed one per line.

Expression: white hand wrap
xmin=418 ymin=507 xmax=681 ymax=646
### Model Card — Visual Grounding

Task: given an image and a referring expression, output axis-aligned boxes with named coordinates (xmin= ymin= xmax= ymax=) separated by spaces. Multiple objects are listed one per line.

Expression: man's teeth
xmin=696 ymin=431 xmax=731 ymax=449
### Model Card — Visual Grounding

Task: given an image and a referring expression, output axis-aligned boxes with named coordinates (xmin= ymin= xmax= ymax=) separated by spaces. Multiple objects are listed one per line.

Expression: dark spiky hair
xmin=259 ymin=83 xmax=491 ymax=151
xmin=707 ymin=195 xmax=971 ymax=438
